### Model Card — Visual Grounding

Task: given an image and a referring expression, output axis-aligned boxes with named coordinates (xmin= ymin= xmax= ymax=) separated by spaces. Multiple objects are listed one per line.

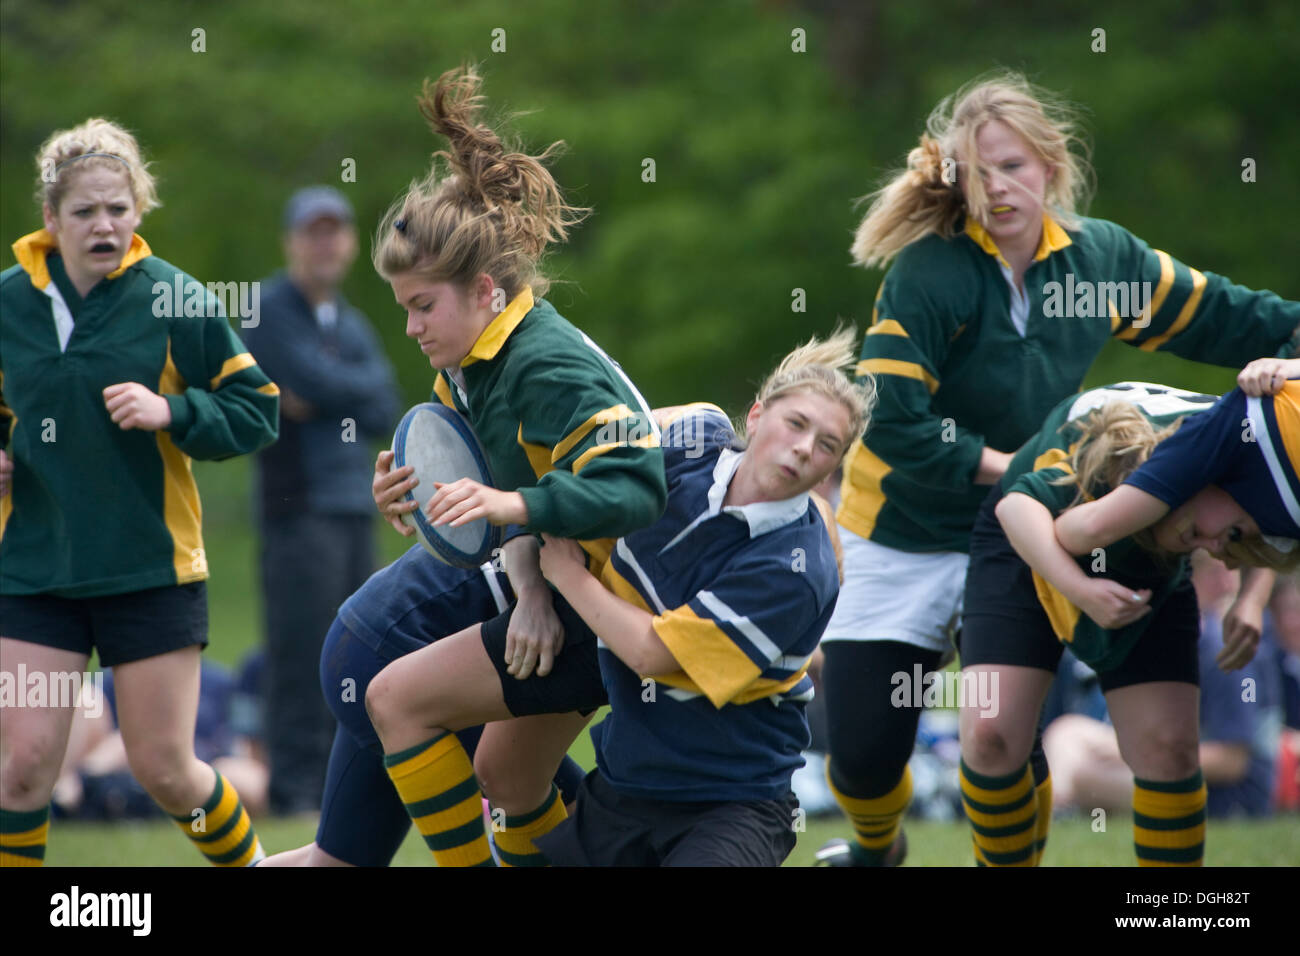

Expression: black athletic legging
xmin=822 ymin=639 xmax=1047 ymax=799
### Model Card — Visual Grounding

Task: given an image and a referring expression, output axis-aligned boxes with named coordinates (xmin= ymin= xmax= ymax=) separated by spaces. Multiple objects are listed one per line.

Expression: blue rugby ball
xmin=392 ymin=403 xmax=504 ymax=568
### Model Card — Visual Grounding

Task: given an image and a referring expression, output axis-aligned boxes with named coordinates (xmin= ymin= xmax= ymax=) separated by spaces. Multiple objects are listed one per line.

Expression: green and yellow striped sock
xmin=1031 ymin=770 xmax=1052 ymax=866
xmin=1133 ymin=770 xmax=1205 ymax=867
xmin=384 ymin=732 xmax=494 ymax=867
xmin=826 ymin=760 xmax=911 ymax=865
xmin=960 ymin=760 xmax=1038 ymax=867
xmin=0 ymin=805 xmax=50 ymax=867
xmin=170 ymin=770 xmax=264 ymax=866
xmin=493 ymin=784 xmax=567 ymax=867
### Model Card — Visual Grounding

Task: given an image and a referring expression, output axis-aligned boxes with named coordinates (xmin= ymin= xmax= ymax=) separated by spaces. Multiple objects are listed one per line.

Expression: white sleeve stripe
xmin=696 ymin=589 xmax=782 ymax=663
xmin=1247 ymin=395 xmax=1300 ymax=527
xmin=616 ymin=538 xmax=668 ymax=614
xmin=774 ymin=653 xmax=812 ymax=672
xmin=578 ymin=330 xmax=661 ymax=442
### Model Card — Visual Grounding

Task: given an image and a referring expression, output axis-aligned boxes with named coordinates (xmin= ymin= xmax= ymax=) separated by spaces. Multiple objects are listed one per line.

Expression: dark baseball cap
xmin=284 ymin=186 xmax=354 ymax=230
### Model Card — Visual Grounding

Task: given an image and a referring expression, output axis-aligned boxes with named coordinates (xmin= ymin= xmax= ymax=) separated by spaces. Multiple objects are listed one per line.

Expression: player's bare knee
xmin=126 ymin=745 xmax=194 ymax=810
xmin=0 ymin=744 xmax=60 ymax=805
xmin=964 ymin=721 xmax=1018 ymax=773
xmin=1137 ymin=733 xmax=1199 ymax=780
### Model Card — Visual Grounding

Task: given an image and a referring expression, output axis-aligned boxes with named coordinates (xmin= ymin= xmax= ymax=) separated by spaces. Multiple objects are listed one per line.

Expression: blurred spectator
xmin=52 ymin=653 xmax=268 ymax=820
xmin=241 ymin=186 xmax=401 ymax=814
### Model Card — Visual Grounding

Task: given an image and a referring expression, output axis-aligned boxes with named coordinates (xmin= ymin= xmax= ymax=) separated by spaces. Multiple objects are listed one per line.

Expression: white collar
xmin=708 ymin=448 xmax=810 ymax=538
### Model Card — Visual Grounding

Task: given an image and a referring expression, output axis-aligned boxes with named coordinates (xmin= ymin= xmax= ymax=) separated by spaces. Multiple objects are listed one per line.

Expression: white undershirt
xmin=998 ymin=261 xmax=1030 ymax=337
xmin=315 ymin=301 xmax=338 ymax=331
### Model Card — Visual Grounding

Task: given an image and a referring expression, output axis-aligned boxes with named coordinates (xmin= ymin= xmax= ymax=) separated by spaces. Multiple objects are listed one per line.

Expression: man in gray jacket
xmin=243 ymin=187 xmax=400 ymax=814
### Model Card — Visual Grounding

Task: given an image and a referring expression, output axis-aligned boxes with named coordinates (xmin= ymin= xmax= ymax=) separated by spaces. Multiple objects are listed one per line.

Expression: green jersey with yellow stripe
xmin=1 ymin=229 xmax=279 ymax=597
xmin=1001 ymin=382 xmax=1215 ymax=672
xmin=431 ymin=288 xmax=667 ymax=546
xmin=838 ymin=214 xmax=1300 ymax=553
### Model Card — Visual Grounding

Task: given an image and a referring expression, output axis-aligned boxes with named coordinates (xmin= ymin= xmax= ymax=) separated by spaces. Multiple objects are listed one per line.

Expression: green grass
xmin=40 ymin=814 xmax=1300 ymax=866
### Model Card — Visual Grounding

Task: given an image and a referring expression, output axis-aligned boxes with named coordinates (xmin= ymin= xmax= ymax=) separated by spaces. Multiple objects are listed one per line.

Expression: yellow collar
xmin=461 ymin=286 xmax=535 ymax=367
xmin=963 ymin=214 xmax=1071 ymax=269
xmin=11 ymin=229 xmax=153 ymax=291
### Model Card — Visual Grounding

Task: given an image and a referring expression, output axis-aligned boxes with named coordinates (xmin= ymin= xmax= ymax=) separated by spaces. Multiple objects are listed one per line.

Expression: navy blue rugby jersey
xmin=591 ymin=403 xmax=840 ymax=802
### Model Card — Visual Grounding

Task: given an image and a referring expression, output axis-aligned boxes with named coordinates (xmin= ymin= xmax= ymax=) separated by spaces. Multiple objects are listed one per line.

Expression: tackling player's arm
xmin=538 ymin=534 xmax=677 ymax=676
xmin=1054 ymin=485 xmax=1171 ymax=556
xmin=996 ymin=491 xmax=1153 ymax=631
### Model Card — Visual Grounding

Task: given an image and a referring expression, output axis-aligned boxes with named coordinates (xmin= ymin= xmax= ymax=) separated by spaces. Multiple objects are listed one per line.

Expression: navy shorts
xmin=313 ymin=544 xmax=586 ymax=866
xmin=961 ymin=488 xmax=1199 ymax=691
xmin=537 ymin=770 xmax=799 ymax=867
xmin=0 ymin=582 xmax=207 ymax=667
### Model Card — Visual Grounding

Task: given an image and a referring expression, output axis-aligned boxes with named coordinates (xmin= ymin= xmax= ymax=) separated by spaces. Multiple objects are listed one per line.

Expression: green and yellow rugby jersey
xmin=431 ymin=288 xmax=667 ymax=555
xmin=1 ymin=229 xmax=279 ymax=597
xmin=1000 ymin=382 xmax=1216 ymax=673
xmin=839 ymin=214 xmax=1300 ymax=553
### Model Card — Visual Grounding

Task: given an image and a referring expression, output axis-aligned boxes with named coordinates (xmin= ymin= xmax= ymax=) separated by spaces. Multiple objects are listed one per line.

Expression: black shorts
xmin=961 ymin=488 xmax=1199 ymax=692
xmin=536 ymin=770 xmax=799 ymax=867
xmin=0 ymin=583 xmax=208 ymax=667
xmin=479 ymin=591 xmax=607 ymax=717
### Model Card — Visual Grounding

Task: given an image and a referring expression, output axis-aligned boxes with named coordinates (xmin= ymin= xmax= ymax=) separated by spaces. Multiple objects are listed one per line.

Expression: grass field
xmin=41 ymin=814 xmax=1300 ymax=866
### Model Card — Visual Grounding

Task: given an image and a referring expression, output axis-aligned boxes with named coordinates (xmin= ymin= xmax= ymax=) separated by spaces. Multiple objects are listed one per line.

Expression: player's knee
xmin=364 ymin=669 xmax=397 ymax=734
xmin=963 ymin=720 xmax=1022 ymax=774
xmin=0 ymin=737 xmax=63 ymax=804
xmin=125 ymin=742 xmax=193 ymax=810
xmin=1134 ymin=730 xmax=1199 ymax=780
xmin=474 ymin=751 xmax=542 ymax=811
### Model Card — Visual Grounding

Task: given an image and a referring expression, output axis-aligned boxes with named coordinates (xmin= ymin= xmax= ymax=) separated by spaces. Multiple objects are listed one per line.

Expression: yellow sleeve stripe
xmin=866 ymin=319 xmax=909 ymax=338
xmin=1115 ymin=250 xmax=1176 ymax=341
xmin=572 ymin=433 xmax=658 ymax=475
xmin=208 ymin=352 xmax=257 ymax=389
xmin=856 ymin=358 xmax=938 ymax=394
xmin=516 ymin=424 xmax=554 ymax=479
xmin=599 ymin=562 xmax=655 ymax=615
xmin=551 ymin=404 xmax=636 ymax=463
xmin=730 ymin=669 xmax=810 ymax=705
xmin=871 ymin=282 xmax=885 ymax=326
xmin=433 ymin=375 xmax=456 ymax=409
xmin=653 ymin=605 xmax=763 ymax=709
xmin=1032 ymin=448 xmax=1074 ymax=474
xmin=1139 ymin=268 xmax=1206 ymax=352
xmin=257 ymin=382 xmax=280 ymax=396
xmin=1032 ymin=569 xmax=1081 ymax=643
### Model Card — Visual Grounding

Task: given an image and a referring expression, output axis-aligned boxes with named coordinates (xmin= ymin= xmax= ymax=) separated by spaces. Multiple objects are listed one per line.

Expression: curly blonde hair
xmin=35 ymin=117 xmax=159 ymax=216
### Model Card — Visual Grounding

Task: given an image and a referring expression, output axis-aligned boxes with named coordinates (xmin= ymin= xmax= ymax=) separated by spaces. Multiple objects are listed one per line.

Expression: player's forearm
xmin=1054 ymin=485 xmax=1171 ymax=556
xmin=501 ymin=534 xmax=547 ymax=597
xmin=1240 ymin=565 xmax=1276 ymax=605
xmin=553 ymin=570 xmax=677 ymax=675
xmin=997 ymin=492 xmax=1093 ymax=605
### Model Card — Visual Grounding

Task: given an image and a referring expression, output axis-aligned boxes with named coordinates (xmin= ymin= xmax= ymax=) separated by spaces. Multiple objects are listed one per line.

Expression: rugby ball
xmin=392 ymin=403 xmax=504 ymax=568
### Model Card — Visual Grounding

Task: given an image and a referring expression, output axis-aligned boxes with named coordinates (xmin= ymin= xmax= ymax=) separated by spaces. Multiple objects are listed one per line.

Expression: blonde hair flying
xmin=851 ymin=71 xmax=1094 ymax=269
